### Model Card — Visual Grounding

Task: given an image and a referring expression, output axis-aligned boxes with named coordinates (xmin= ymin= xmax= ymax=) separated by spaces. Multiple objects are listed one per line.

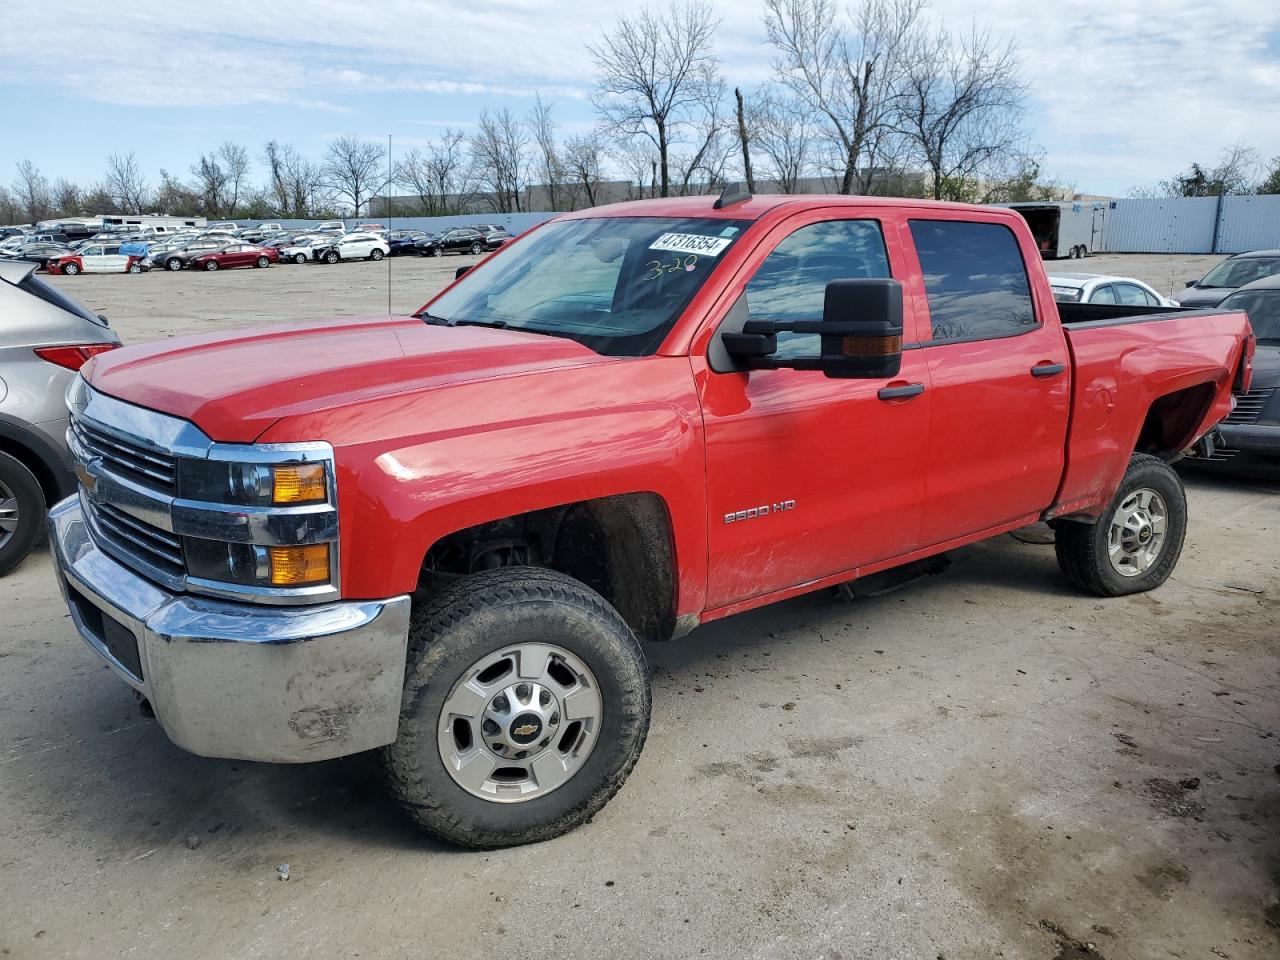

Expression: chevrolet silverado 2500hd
xmin=48 ymin=193 xmax=1255 ymax=848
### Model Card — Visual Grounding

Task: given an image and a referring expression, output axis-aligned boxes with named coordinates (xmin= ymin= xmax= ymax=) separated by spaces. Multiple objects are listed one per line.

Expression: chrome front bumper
xmin=48 ymin=496 xmax=411 ymax=763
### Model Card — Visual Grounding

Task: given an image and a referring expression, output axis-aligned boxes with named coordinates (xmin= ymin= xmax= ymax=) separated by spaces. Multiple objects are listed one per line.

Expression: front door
xmin=904 ymin=217 xmax=1071 ymax=545
xmin=697 ymin=213 xmax=932 ymax=610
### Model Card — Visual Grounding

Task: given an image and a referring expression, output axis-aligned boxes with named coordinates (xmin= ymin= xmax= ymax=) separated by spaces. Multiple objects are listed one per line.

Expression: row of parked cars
xmin=0 ymin=222 xmax=516 ymax=276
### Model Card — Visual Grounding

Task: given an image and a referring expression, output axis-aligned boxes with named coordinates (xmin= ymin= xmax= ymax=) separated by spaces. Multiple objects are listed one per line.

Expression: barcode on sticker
xmin=649 ymin=233 xmax=732 ymax=256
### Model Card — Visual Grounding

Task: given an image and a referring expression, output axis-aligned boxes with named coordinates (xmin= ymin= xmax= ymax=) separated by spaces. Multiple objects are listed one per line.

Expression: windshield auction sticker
xmin=649 ymin=233 xmax=733 ymax=256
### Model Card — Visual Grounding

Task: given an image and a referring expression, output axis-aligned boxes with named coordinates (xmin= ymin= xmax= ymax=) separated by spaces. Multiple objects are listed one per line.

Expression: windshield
xmin=423 ymin=216 xmax=751 ymax=356
xmin=1199 ymin=257 xmax=1280 ymax=289
xmin=1220 ymin=289 xmax=1280 ymax=343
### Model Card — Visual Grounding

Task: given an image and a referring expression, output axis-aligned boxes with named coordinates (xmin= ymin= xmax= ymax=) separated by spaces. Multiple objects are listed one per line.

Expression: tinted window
xmin=744 ymin=219 xmax=890 ymax=359
xmin=908 ymin=220 xmax=1035 ymax=341
xmin=1089 ymin=285 xmax=1117 ymax=304
xmin=1220 ymin=289 xmax=1280 ymax=343
xmin=1115 ymin=283 xmax=1149 ymax=306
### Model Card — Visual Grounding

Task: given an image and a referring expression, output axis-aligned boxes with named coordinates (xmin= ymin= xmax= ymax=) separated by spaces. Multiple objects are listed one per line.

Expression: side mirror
xmin=1185 ymin=280 xmax=1196 ymax=288
xmin=455 ymin=265 xmax=471 ymax=280
xmin=721 ymin=278 xmax=904 ymax=379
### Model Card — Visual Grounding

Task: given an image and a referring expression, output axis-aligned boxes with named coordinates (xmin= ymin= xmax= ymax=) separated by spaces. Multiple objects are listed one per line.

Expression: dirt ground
xmin=1 ymin=251 xmax=1276 ymax=960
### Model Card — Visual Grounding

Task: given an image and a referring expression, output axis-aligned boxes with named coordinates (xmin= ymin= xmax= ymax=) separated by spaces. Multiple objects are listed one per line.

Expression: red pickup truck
xmin=49 ymin=193 xmax=1253 ymax=848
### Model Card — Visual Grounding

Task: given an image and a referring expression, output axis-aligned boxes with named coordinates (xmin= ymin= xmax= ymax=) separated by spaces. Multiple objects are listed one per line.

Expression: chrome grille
xmin=71 ymin=417 xmax=177 ymax=493
xmin=1224 ymin=387 xmax=1275 ymax=425
xmin=86 ymin=498 xmax=185 ymax=583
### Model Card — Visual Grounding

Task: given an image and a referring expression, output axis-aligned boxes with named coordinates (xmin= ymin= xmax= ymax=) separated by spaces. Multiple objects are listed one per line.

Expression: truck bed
xmin=1051 ymin=306 xmax=1251 ymax=518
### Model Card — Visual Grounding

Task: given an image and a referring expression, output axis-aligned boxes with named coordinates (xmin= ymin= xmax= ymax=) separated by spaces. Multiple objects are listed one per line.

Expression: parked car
xmin=354 ymin=223 xmax=386 ymax=233
xmin=1047 ymin=273 xmax=1179 ymax=307
xmin=48 ymin=193 xmax=1253 ymax=848
xmin=1177 ymin=249 xmax=1280 ymax=308
xmin=1195 ymin=274 xmax=1280 ymax=476
xmin=277 ymin=237 xmax=324 ymax=264
xmin=46 ymin=243 xmax=149 ymax=275
xmin=314 ymin=232 xmax=390 ymax=263
xmin=0 ymin=259 xmax=120 ymax=574
xmin=189 ymin=244 xmax=279 ymax=271
xmin=152 ymin=239 xmax=235 ymax=271
xmin=387 ymin=230 xmax=428 ymax=255
xmin=482 ymin=229 xmax=512 ymax=250
xmin=7 ymin=242 xmax=71 ymax=268
xmin=208 ymin=222 xmax=239 ymax=232
xmin=311 ymin=221 xmax=347 ymax=235
xmin=417 ymin=227 xmax=486 ymax=256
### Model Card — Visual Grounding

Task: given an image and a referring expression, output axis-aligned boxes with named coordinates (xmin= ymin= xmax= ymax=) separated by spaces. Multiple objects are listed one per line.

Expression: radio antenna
xmin=387 ymin=133 xmax=393 ymax=315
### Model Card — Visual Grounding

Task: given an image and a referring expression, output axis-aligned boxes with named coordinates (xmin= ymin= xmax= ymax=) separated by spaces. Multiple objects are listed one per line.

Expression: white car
xmin=315 ymin=232 xmax=390 ymax=263
xmin=1048 ymin=273 xmax=1180 ymax=308
xmin=278 ymin=237 xmax=327 ymax=264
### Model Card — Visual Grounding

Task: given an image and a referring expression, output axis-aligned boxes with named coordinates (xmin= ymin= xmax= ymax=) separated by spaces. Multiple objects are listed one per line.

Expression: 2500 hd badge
xmin=724 ymin=499 xmax=797 ymax=524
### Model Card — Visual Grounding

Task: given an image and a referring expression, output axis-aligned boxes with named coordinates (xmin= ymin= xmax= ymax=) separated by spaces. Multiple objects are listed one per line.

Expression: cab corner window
xmin=908 ymin=220 xmax=1036 ymax=343
xmin=744 ymin=219 xmax=890 ymax=360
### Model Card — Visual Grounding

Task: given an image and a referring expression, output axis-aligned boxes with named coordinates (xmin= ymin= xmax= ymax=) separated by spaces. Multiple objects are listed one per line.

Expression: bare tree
xmin=529 ymin=94 xmax=566 ymax=210
xmin=11 ymin=161 xmax=51 ymax=223
xmin=1259 ymin=156 xmax=1280 ymax=195
xmin=263 ymin=140 xmax=330 ymax=217
xmin=191 ymin=151 xmax=230 ymax=216
xmin=1157 ymin=142 xmax=1260 ymax=197
xmin=323 ymin=135 xmax=386 ymax=216
xmin=155 ymin=168 xmax=198 ymax=214
xmin=564 ymin=133 xmax=608 ymax=207
xmin=751 ymin=93 xmax=816 ymax=193
xmin=104 ymin=152 xmax=150 ymax=213
xmin=896 ymin=25 xmax=1027 ymax=200
xmin=396 ymin=130 xmax=471 ymax=215
xmin=590 ymin=1 xmax=722 ymax=198
xmin=51 ymin=179 xmax=82 ymax=216
xmin=218 ymin=142 xmax=250 ymax=215
xmin=470 ymin=109 xmax=528 ymax=213
xmin=765 ymin=0 xmax=924 ymax=194
xmin=0 ymin=186 xmax=20 ymax=224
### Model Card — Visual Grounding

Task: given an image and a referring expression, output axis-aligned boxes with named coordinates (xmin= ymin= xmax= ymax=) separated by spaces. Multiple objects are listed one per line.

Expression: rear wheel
xmin=1055 ymin=453 xmax=1187 ymax=596
xmin=256 ymin=256 xmax=269 ymax=268
xmin=127 ymin=263 xmax=142 ymax=274
xmin=370 ymin=248 xmax=385 ymax=261
xmin=324 ymin=250 xmax=340 ymax=264
xmin=382 ymin=567 xmax=651 ymax=848
xmin=0 ymin=451 xmax=44 ymax=577
xmin=470 ymin=241 xmax=483 ymax=255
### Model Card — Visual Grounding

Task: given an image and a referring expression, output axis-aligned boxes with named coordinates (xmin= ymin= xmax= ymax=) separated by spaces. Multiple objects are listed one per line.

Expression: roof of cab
xmin=556 ymin=193 xmax=1004 ymax=222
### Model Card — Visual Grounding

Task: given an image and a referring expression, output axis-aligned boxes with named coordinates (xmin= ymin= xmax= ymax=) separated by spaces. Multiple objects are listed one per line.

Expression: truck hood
xmin=84 ymin=315 xmax=611 ymax=442
xmin=1176 ymin=286 xmax=1229 ymax=308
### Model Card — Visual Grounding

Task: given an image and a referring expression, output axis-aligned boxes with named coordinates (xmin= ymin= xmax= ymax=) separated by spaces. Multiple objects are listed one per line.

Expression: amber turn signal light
xmin=841 ymin=334 xmax=902 ymax=356
xmin=268 ymin=544 xmax=330 ymax=586
xmin=272 ymin=463 xmax=327 ymax=504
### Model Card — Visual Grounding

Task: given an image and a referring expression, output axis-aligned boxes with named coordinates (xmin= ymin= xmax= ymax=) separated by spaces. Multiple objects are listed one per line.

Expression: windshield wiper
xmin=453 ymin=318 xmax=508 ymax=329
xmin=416 ymin=311 xmax=455 ymax=325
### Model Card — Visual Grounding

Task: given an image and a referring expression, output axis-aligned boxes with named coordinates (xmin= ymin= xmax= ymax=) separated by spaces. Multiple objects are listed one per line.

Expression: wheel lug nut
xmin=482 ymin=719 xmax=500 ymax=736
xmin=515 ymin=683 xmax=531 ymax=701
xmin=492 ymin=695 xmax=508 ymax=712
xmin=491 ymin=743 xmax=504 ymax=752
xmin=539 ymin=738 xmax=550 ymax=748
xmin=539 ymin=690 xmax=551 ymax=706
xmin=515 ymin=750 xmax=528 ymax=760
xmin=549 ymin=712 xmax=560 ymax=725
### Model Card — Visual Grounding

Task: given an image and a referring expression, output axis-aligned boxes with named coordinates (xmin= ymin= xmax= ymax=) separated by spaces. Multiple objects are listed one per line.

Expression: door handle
xmin=1031 ymin=362 xmax=1066 ymax=378
xmin=877 ymin=383 xmax=925 ymax=401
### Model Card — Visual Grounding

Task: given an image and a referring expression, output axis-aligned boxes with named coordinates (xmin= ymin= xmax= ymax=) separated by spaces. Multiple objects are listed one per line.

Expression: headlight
xmin=178 ymin=459 xmax=329 ymax=506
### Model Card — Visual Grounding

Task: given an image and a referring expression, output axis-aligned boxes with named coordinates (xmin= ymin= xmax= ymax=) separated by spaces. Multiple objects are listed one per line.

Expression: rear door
xmin=698 ymin=212 xmax=932 ymax=609
xmin=905 ymin=217 xmax=1071 ymax=545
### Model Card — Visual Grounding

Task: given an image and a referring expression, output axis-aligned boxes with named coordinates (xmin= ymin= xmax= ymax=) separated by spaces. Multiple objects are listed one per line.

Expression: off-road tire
xmin=381 ymin=567 xmax=651 ymax=848
xmin=1055 ymin=453 xmax=1187 ymax=596
xmin=0 ymin=451 xmax=45 ymax=577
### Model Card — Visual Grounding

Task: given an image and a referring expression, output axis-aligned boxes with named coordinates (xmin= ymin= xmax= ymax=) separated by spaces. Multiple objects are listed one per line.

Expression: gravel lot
xmin=1 ymin=251 xmax=1276 ymax=960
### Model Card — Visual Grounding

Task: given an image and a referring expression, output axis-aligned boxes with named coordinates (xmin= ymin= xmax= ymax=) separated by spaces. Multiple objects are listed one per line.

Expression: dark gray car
xmin=1196 ymin=274 xmax=1280 ymax=476
xmin=1178 ymin=249 xmax=1280 ymax=308
xmin=0 ymin=259 xmax=121 ymax=573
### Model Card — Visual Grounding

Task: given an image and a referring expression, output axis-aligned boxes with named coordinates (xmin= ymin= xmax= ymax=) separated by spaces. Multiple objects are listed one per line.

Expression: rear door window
xmin=908 ymin=220 xmax=1036 ymax=342
xmin=1115 ymin=283 xmax=1150 ymax=306
xmin=1089 ymin=285 xmax=1117 ymax=304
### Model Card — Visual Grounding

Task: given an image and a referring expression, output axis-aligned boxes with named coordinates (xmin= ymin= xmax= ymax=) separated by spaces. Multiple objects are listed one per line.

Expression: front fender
xmin=259 ymin=357 xmax=709 ymax=616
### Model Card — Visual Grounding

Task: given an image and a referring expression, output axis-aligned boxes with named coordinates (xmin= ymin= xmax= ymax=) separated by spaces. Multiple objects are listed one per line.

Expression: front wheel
xmin=470 ymin=241 xmax=483 ymax=255
xmin=430 ymin=247 xmax=444 ymax=257
xmin=382 ymin=567 xmax=651 ymax=848
xmin=293 ymin=253 xmax=307 ymax=264
xmin=165 ymin=257 xmax=182 ymax=271
xmin=0 ymin=451 xmax=45 ymax=577
xmin=370 ymin=248 xmax=385 ymax=261
xmin=324 ymin=250 xmax=339 ymax=264
xmin=203 ymin=260 xmax=218 ymax=271
xmin=61 ymin=262 xmax=80 ymax=275
xmin=1055 ymin=453 xmax=1187 ymax=596
xmin=128 ymin=263 xmax=142 ymax=274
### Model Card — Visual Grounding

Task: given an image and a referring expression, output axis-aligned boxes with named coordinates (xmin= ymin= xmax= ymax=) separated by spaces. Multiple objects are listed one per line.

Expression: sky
xmin=1 ymin=0 xmax=1278 ymax=198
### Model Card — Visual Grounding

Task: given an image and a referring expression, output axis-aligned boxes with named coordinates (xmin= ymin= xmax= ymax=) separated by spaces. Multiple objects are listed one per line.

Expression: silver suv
xmin=0 ymin=259 xmax=121 ymax=574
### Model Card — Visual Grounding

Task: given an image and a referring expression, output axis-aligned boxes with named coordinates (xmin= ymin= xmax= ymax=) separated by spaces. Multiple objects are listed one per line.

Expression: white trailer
xmin=99 ymin=214 xmax=208 ymax=235
xmin=1002 ymin=202 xmax=1106 ymax=260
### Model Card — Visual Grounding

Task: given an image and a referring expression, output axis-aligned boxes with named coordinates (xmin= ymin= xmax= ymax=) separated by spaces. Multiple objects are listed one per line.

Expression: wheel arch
xmin=418 ymin=492 xmax=679 ymax=643
xmin=0 ymin=417 xmax=73 ymax=508
xmin=1134 ymin=381 xmax=1219 ymax=460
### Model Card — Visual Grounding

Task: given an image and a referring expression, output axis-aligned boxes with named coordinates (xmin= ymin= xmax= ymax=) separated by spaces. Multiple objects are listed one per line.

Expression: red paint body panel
xmin=84 ymin=195 xmax=1253 ymax=626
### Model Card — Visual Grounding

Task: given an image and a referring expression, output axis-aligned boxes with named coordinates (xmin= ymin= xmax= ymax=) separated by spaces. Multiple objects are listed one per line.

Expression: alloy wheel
xmin=1108 ymin=487 xmax=1168 ymax=577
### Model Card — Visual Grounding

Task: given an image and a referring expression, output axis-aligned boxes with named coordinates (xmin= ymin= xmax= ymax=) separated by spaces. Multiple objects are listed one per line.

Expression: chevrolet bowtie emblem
xmin=513 ymin=724 xmax=538 ymax=737
xmin=74 ymin=458 xmax=100 ymax=495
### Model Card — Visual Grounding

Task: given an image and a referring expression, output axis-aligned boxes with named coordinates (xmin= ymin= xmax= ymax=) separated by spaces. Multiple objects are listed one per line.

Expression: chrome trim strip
xmin=170 ymin=499 xmax=339 ymax=545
